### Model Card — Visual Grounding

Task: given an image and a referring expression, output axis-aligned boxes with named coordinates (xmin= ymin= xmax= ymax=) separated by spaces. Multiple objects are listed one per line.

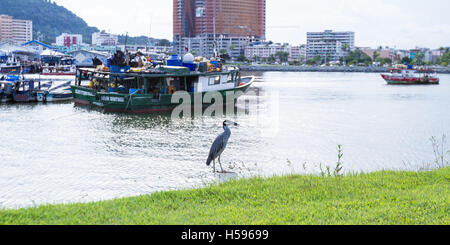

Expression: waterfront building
xmin=173 ymin=0 xmax=266 ymax=59
xmin=360 ymin=47 xmax=394 ymax=61
xmin=92 ymin=32 xmax=119 ymax=46
xmin=0 ymin=15 xmax=33 ymax=44
xmin=69 ymin=49 xmax=110 ymax=66
xmin=306 ymin=30 xmax=355 ymax=62
xmin=409 ymin=48 xmax=433 ymax=63
xmin=54 ymin=33 xmax=83 ymax=47
xmin=431 ymin=48 xmax=448 ymax=63
xmin=244 ymin=43 xmax=306 ymax=63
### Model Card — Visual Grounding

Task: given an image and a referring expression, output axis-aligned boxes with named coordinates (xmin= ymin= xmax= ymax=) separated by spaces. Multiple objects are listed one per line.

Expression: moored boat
xmin=12 ymin=79 xmax=51 ymax=102
xmin=37 ymin=81 xmax=73 ymax=102
xmin=381 ymin=68 xmax=439 ymax=85
xmin=0 ymin=55 xmax=32 ymax=74
xmin=71 ymin=56 xmax=254 ymax=114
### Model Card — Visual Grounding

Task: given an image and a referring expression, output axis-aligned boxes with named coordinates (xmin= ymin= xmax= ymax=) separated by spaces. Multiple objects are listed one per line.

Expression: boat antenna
xmin=213 ymin=7 xmax=217 ymax=58
xmin=124 ymin=32 xmax=128 ymax=52
xmin=148 ymin=15 xmax=153 ymax=53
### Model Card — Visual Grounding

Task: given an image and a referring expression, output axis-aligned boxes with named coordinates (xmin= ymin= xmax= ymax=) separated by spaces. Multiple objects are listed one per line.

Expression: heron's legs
xmin=213 ymin=160 xmax=216 ymax=173
xmin=218 ymin=155 xmax=224 ymax=173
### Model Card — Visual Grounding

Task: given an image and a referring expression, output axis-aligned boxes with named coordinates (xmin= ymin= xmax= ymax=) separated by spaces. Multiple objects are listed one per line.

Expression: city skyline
xmin=52 ymin=0 xmax=450 ymax=49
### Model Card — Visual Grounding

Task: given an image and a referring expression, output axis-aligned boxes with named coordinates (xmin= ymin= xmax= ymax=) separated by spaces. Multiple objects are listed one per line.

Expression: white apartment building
xmin=306 ymin=30 xmax=355 ymax=62
xmin=245 ymin=43 xmax=306 ymax=62
xmin=92 ymin=32 xmax=118 ymax=46
xmin=54 ymin=33 xmax=83 ymax=47
xmin=0 ymin=15 xmax=32 ymax=44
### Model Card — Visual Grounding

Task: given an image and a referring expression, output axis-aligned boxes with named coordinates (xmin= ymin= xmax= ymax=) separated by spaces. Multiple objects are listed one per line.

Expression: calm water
xmin=1 ymin=72 xmax=449 ymax=209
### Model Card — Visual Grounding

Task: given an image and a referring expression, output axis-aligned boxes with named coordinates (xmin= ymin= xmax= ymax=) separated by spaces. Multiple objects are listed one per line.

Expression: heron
xmin=206 ymin=120 xmax=239 ymax=173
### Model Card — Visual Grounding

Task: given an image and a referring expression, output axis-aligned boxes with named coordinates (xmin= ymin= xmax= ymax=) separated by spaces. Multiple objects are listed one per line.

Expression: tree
xmin=236 ymin=55 xmax=248 ymax=63
xmin=220 ymin=53 xmax=231 ymax=61
xmin=306 ymin=56 xmax=322 ymax=65
xmin=412 ymin=52 xmax=425 ymax=66
xmin=401 ymin=57 xmax=412 ymax=64
xmin=157 ymin=39 xmax=171 ymax=47
xmin=440 ymin=50 xmax=450 ymax=66
xmin=376 ymin=57 xmax=392 ymax=66
xmin=275 ymin=51 xmax=289 ymax=63
xmin=268 ymin=54 xmax=276 ymax=64
xmin=344 ymin=50 xmax=372 ymax=66
xmin=373 ymin=51 xmax=380 ymax=61
xmin=219 ymin=49 xmax=228 ymax=55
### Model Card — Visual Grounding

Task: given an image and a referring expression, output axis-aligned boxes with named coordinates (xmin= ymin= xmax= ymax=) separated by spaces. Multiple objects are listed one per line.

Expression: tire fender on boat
xmin=168 ymin=86 xmax=176 ymax=95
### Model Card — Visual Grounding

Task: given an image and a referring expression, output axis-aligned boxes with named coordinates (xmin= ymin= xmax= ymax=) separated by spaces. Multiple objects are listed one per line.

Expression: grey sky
xmin=53 ymin=0 xmax=449 ymax=49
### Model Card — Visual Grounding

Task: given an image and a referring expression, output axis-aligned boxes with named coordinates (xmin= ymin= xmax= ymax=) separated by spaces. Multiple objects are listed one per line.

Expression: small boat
xmin=0 ymin=55 xmax=31 ymax=74
xmin=7 ymin=76 xmax=52 ymax=103
xmin=37 ymin=81 xmax=73 ymax=102
xmin=381 ymin=68 xmax=439 ymax=85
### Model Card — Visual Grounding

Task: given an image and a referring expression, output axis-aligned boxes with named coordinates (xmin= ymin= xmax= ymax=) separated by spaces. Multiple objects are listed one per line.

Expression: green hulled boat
xmin=71 ymin=65 xmax=254 ymax=113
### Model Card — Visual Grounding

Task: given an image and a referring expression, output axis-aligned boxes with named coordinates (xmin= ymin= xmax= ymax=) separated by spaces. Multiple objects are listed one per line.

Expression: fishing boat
xmin=71 ymin=53 xmax=255 ymax=113
xmin=0 ymin=61 xmax=31 ymax=74
xmin=2 ymin=75 xmax=52 ymax=103
xmin=381 ymin=68 xmax=439 ymax=85
xmin=12 ymin=79 xmax=53 ymax=102
xmin=37 ymin=81 xmax=73 ymax=102
xmin=41 ymin=57 xmax=76 ymax=76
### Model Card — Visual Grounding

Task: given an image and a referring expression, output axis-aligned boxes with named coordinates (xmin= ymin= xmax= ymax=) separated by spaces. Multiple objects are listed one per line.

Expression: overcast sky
xmin=52 ymin=0 xmax=449 ymax=49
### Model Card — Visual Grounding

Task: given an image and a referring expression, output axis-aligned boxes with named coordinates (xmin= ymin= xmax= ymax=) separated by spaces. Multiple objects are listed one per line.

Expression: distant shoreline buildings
xmin=0 ymin=6 xmax=447 ymax=67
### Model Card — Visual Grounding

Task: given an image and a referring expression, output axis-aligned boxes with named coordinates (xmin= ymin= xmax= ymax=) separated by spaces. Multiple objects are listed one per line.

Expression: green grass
xmin=0 ymin=167 xmax=449 ymax=225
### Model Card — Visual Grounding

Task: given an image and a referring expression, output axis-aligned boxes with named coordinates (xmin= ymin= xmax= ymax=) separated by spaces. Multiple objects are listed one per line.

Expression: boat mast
xmin=213 ymin=4 xmax=217 ymax=58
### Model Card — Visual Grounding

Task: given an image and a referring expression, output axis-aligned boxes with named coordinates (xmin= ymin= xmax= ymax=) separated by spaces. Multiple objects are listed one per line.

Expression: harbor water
xmin=1 ymin=72 xmax=449 ymax=209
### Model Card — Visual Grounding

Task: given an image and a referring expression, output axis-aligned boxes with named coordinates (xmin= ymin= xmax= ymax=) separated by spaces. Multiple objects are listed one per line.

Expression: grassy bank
xmin=0 ymin=167 xmax=449 ymax=225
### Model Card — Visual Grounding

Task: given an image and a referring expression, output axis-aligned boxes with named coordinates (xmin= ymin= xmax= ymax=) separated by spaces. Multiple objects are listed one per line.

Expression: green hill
xmin=0 ymin=0 xmax=171 ymax=46
xmin=0 ymin=0 xmax=99 ymax=44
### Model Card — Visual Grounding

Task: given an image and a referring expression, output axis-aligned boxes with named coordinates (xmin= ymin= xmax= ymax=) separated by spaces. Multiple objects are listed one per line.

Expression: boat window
xmin=208 ymin=76 xmax=221 ymax=85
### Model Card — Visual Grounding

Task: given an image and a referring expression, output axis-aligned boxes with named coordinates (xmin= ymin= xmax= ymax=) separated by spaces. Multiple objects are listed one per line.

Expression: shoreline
xmin=1 ymin=167 xmax=448 ymax=225
xmin=238 ymin=65 xmax=450 ymax=74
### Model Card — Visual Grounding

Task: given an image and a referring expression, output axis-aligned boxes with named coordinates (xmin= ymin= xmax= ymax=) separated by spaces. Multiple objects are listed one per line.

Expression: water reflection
xmin=0 ymin=72 xmax=449 ymax=209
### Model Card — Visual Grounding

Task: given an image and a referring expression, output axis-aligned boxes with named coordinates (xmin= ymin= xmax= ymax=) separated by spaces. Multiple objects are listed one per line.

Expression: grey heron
xmin=206 ymin=120 xmax=239 ymax=173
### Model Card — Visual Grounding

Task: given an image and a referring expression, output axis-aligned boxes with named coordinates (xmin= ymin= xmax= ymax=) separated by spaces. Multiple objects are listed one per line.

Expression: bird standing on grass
xmin=207 ymin=120 xmax=239 ymax=173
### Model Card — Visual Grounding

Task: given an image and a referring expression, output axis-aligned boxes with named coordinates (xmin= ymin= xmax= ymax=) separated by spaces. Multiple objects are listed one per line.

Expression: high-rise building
xmin=173 ymin=0 xmax=266 ymax=58
xmin=0 ymin=15 xmax=32 ymax=44
xmin=306 ymin=30 xmax=355 ymax=62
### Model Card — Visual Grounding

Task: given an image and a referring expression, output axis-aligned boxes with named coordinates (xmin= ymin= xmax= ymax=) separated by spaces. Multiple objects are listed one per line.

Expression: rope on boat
xmin=123 ymin=89 xmax=140 ymax=113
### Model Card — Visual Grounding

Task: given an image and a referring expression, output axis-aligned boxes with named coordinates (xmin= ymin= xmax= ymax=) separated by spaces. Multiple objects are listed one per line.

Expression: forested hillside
xmin=0 ymin=0 xmax=99 ymax=44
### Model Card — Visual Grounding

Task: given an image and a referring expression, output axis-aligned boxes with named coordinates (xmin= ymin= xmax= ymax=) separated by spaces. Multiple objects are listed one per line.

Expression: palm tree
xmin=341 ymin=44 xmax=350 ymax=65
